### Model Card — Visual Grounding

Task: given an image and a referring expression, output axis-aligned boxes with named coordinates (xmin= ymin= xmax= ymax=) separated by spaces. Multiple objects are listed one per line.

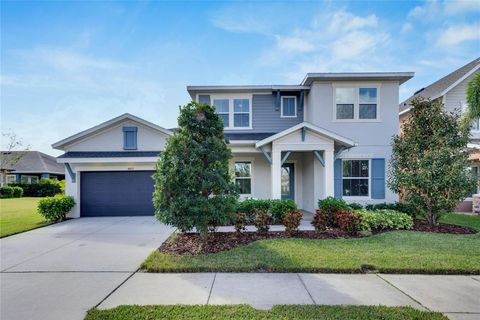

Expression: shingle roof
xmin=224 ymin=132 xmax=276 ymax=141
xmin=1 ymin=151 xmax=65 ymax=174
xmin=400 ymin=57 xmax=480 ymax=113
xmin=58 ymin=151 xmax=162 ymax=158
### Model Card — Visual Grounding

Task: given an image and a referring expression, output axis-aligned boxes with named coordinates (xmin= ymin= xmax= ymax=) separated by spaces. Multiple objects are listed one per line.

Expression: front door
xmin=281 ymin=163 xmax=295 ymax=200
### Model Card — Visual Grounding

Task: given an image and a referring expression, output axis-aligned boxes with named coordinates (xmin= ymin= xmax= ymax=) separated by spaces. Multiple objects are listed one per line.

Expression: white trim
xmin=210 ymin=93 xmax=253 ymax=130
xmin=439 ymin=64 xmax=480 ymax=98
xmin=301 ymin=72 xmax=414 ymax=86
xmin=255 ymin=122 xmax=356 ymax=148
xmin=341 ymin=159 xmax=371 ymax=199
xmin=281 ymin=96 xmax=297 ymax=118
xmin=57 ymin=157 xmax=159 ymax=164
xmin=399 ymin=108 xmax=411 ymax=116
xmin=5 ymin=174 xmax=16 ymax=184
xmin=333 ymin=84 xmax=381 ymax=122
xmin=52 ymin=113 xmax=173 ymax=150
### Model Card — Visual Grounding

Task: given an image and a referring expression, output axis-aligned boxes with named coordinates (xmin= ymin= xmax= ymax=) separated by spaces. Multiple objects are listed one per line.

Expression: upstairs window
xmin=213 ymin=99 xmax=230 ymax=127
xmin=335 ymin=87 xmax=379 ymax=121
xmin=359 ymin=88 xmax=377 ymax=119
xmin=281 ymin=96 xmax=297 ymax=117
xmin=234 ymin=99 xmax=250 ymax=127
xmin=123 ymin=126 xmax=137 ymax=150
xmin=210 ymin=95 xmax=251 ymax=129
xmin=335 ymin=88 xmax=355 ymax=119
xmin=235 ymin=161 xmax=252 ymax=194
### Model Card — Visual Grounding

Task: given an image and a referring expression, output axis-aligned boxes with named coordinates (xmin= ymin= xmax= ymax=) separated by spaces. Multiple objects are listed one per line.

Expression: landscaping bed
xmin=413 ymin=219 xmax=477 ymax=234
xmin=85 ymin=305 xmax=447 ymax=320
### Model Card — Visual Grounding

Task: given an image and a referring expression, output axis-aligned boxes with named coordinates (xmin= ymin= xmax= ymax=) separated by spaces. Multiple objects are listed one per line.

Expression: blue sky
xmin=1 ymin=0 xmax=479 ymax=155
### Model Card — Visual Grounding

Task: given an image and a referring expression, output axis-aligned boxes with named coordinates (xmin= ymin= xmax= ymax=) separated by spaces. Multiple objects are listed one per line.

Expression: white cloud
xmin=437 ymin=23 xmax=480 ymax=46
xmin=444 ymin=0 xmax=480 ymax=13
xmin=276 ymin=35 xmax=315 ymax=53
xmin=327 ymin=11 xmax=378 ymax=33
xmin=408 ymin=0 xmax=440 ymax=18
xmin=401 ymin=22 xmax=413 ymax=33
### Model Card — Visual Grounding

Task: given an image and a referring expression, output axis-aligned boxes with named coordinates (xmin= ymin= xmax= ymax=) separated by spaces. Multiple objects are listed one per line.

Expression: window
xmin=471 ymin=119 xmax=480 ymax=131
xmin=21 ymin=175 xmax=39 ymax=184
xmin=213 ymin=99 xmax=230 ymax=127
xmin=342 ymin=160 xmax=369 ymax=197
xmin=210 ymin=95 xmax=251 ymax=129
xmin=123 ymin=127 xmax=137 ymax=150
xmin=281 ymin=96 xmax=297 ymax=117
xmin=235 ymin=161 xmax=252 ymax=194
xmin=335 ymin=87 xmax=379 ymax=120
xmin=233 ymin=99 xmax=250 ymax=127
xmin=335 ymin=88 xmax=355 ymax=119
xmin=469 ymin=166 xmax=479 ymax=197
xmin=6 ymin=175 xmax=16 ymax=184
xmin=359 ymin=88 xmax=377 ymax=119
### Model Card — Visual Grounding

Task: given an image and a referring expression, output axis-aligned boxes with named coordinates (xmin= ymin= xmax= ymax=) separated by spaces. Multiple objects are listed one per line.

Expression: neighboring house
xmin=53 ymin=72 xmax=413 ymax=218
xmin=399 ymin=57 xmax=480 ymax=212
xmin=0 ymin=151 xmax=65 ymax=186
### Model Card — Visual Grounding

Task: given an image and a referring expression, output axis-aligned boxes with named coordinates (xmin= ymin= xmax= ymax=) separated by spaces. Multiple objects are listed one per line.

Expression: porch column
xmin=271 ymin=150 xmax=281 ymax=199
xmin=324 ymin=149 xmax=334 ymax=197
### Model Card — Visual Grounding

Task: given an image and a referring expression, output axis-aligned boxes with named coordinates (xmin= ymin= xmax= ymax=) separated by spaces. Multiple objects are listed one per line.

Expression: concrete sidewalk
xmin=98 ymin=273 xmax=480 ymax=320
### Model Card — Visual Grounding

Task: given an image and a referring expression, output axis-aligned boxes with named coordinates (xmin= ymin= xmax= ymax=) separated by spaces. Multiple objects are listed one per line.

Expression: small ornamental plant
xmin=311 ymin=209 xmax=327 ymax=231
xmin=318 ymin=197 xmax=349 ymax=227
xmin=283 ymin=210 xmax=303 ymax=233
xmin=234 ymin=212 xmax=247 ymax=233
xmin=254 ymin=209 xmax=271 ymax=233
xmin=335 ymin=209 xmax=362 ymax=236
xmin=38 ymin=195 xmax=75 ymax=222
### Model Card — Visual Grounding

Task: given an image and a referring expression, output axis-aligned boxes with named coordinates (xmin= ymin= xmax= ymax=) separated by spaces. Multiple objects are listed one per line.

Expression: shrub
xmin=12 ymin=186 xmax=23 ymax=198
xmin=364 ymin=202 xmax=416 ymax=218
xmin=283 ymin=210 xmax=303 ymax=233
xmin=37 ymin=195 xmax=75 ymax=222
xmin=236 ymin=199 xmax=272 ymax=222
xmin=311 ymin=209 xmax=327 ymax=231
xmin=0 ymin=186 xmax=14 ymax=198
xmin=348 ymin=202 xmax=363 ymax=210
xmin=356 ymin=209 xmax=414 ymax=232
xmin=269 ymin=199 xmax=297 ymax=224
xmin=234 ymin=212 xmax=247 ymax=233
xmin=335 ymin=209 xmax=362 ymax=235
xmin=254 ymin=209 xmax=271 ymax=233
xmin=9 ymin=179 xmax=62 ymax=197
xmin=236 ymin=199 xmax=297 ymax=224
xmin=318 ymin=197 xmax=349 ymax=227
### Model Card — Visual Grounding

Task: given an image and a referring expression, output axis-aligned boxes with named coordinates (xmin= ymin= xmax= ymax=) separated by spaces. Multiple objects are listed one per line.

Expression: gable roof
xmin=1 ymin=151 xmax=65 ymax=175
xmin=255 ymin=122 xmax=356 ymax=148
xmin=52 ymin=113 xmax=173 ymax=150
xmin=400 ymin=57 xmax=480 ymax=114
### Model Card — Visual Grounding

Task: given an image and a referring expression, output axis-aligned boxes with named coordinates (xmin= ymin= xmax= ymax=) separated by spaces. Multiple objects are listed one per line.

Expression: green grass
xmin=0 ymin=197 xmax=51 ymax=237
xmin=142 ymin=213 xmax=480 ymax=274
xmin=440 ymin=212 xmax=480 ymax=229
xmin=84 ymin=305 xmax=447 ymax=320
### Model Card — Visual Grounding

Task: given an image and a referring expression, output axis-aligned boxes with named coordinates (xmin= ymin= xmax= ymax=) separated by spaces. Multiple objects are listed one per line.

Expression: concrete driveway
xmin=0 ymin=216 xmax=174 ymax=320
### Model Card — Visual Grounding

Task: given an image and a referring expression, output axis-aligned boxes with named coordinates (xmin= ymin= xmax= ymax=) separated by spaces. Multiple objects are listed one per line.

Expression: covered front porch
xmin=230 ymin=122 xmax=356 ymax=213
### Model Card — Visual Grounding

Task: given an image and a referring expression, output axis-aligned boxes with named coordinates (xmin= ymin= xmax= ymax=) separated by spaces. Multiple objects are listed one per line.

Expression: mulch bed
xmin=159 ymin=221 xmax=478 ymax=256
xmin=413 ymin=220 xmax=478 ymax=235
xmin=160 ymin=230 xmax=353 ymax=255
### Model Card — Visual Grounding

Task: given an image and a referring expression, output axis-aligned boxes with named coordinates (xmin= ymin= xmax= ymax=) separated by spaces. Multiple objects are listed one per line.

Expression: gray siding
xmin=444 ymin=72 xmax=478 ymax=114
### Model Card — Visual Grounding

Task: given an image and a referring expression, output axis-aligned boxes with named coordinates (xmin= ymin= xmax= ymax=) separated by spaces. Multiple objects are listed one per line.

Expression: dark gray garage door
xmin=81 ymin=171 xmax=155 ymax=217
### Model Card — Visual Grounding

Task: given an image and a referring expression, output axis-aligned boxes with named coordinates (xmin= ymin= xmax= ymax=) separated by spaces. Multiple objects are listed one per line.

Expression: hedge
xmin=9 ymin=178 xmax=62 ymax=197
xmin=37 ymin=195 xmax=75 ymax=222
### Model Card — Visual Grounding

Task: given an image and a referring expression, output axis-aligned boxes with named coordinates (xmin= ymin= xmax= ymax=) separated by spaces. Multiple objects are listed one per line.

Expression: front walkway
xmin=98 ymin=272 xmax=480 ymax=320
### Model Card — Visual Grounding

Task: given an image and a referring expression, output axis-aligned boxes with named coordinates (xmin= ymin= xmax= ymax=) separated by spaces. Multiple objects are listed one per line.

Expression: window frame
xmin=333 ymin=84 xmax=381 ymax=122
xmin=20 ymin=175 xmax=39 ymax=184
xmin=281 ymin=96 xmax=297 ymax=118
xmin=341 ymin=159 xmax=371 ymax=199
xmin=205 ymin=94 xmax=253 ymax=130
xmin=123 ymin=126 xmax=138 ymax=150
xmin=466 ymin=165 xmax=479 ymax=200
xmin=233 ymin=159 xmax=254 ymax=196
xmin=5 ymin=174 xmax=16 ymax=184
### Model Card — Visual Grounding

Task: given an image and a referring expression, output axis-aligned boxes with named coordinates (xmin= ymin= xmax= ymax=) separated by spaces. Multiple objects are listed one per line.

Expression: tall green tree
xmin=388 ymin=97 xmax=475 ymax=226
xmin=464 ymin=73 xmax=480 ymax=123
xmin=153 ymin=101 xmax=238 ymax=234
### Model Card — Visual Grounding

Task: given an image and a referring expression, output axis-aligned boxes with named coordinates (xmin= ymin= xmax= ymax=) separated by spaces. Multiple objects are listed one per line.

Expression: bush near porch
xmin=236 ymin=198 xmax=297 ymax=224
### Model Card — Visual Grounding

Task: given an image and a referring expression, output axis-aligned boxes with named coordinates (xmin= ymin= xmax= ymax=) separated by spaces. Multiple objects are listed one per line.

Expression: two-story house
xmin=399 ymin=57 xmax=480 ymax=212
xmin=53 ymin=72 xmax=413 ymax=217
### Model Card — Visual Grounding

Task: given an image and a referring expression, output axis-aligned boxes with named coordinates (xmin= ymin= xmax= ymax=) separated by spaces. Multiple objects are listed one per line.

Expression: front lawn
xmin=85 ymin=305 xmax=447 ymax=320
xmin=0 ymin=197 xmax=50 ymax=237
xmin=142 ymin=214 xmax=480 ymax=274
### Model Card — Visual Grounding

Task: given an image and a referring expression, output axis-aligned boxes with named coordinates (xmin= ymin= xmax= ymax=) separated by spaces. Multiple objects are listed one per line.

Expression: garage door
xmin=80 ymin=171 xmax=155 ymax=217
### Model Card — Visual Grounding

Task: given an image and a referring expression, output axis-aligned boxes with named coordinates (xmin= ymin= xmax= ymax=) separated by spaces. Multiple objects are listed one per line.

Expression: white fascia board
xmin=399 ymin=108 xmax=411 ymax=115
xmin=301 ymin=72 xmax=414 ymax=86
xmin=439 ymin=65 xmax=480 ymax=98
xmin=56 ymin=157 xmax=159 ymax=164
xmin=52 ymin=113 xmax=172 ymax=150
xmin=255 ymin=122 xmax=356 ymax=148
